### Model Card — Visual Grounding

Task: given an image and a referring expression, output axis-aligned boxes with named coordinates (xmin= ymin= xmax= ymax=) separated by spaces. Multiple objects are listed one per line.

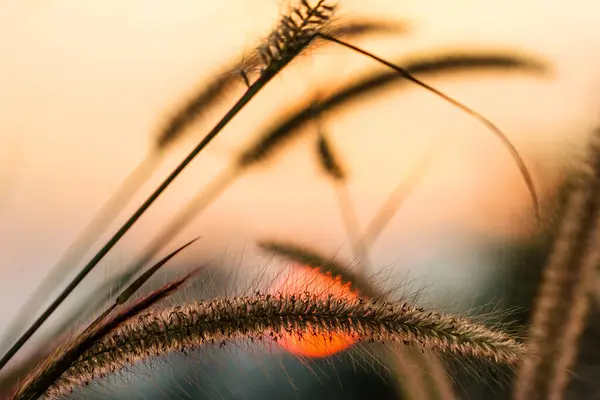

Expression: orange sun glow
xmin=270 ymin=264 xmax=360 ymax=358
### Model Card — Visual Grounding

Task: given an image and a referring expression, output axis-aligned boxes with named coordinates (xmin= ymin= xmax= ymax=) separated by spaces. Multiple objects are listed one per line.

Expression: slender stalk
xmin=0 ymin=71 xmax=279 ymax=373
xmin=316 ymin=33 xmax=539 ymax=221
xmin=119 ymin=167 xmax=237 ymax=283
xmin=0 ymin=155 xmax=159 ymax=353
xmin=362 ymin=141 xmax=442 ymax=246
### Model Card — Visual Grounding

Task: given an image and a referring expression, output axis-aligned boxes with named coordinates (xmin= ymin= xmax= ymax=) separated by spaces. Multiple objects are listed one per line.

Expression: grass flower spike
xmin=45 ymin=292 xmax=526 ymax=399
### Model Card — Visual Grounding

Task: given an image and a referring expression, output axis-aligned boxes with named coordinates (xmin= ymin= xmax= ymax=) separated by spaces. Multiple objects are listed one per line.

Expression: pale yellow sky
xmin=1 ymin=0 xmax=600 ymax=362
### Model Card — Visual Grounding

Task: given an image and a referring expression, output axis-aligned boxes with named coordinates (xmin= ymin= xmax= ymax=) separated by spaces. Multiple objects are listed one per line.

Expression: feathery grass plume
xmin=43 ymin=288 xmax=526 ymax=399
xmin=9 ymin=242 xmax=201 ymax=400
xmin=124 ymin=52 xmax=548 ymax=286
xmin=512 ymin=127 xmax=600 ymax=400
xmin=259 ymin=240 xmax=456 ymax=400
xmin=0 ymin=0 xmax=340 ymax=372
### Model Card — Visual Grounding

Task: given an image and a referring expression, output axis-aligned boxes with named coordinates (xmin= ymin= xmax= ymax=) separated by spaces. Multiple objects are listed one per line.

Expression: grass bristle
xmin=247 ymin=0 xmax=337 ymax=80
xmin=0 ymin=1 xmax=566 ymax=399
xmin=46 ymin=291 xmax=526 ymax=399
xmin=261 ymin=240 xmax=457 ymax=399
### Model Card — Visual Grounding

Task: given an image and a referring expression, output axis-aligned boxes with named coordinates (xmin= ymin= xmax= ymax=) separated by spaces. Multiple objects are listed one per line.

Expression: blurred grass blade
xmin=513 ymin=128 xmax=600 ymax=400
xmin=116 ymin=236 xmax=200 ymax=305
xmin=11 ymin=264 xmax=201 ymax=400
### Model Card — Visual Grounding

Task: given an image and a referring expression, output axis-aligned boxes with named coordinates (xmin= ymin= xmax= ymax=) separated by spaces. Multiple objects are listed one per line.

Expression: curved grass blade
xmin=238 ymin=52 xmax=547 ymax=166
xmin=316 ymin=33 xmax=540 ymax=221
xmin=10 ymin=244 xmax=203 ymax=400
xmin=116 ymin=236 xmax=200 ymax=305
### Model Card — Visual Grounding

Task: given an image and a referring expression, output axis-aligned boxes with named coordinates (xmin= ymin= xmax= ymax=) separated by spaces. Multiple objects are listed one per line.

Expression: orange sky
xmin=1 ymin=0 xmax=600 ymax=358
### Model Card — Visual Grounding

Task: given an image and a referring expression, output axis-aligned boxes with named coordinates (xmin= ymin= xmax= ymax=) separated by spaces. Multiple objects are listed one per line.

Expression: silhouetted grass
xmin=1 ymin=1 xmax=577 ymax=400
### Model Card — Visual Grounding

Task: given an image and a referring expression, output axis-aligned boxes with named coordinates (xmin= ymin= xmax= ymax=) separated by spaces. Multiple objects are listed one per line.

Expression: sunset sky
xmin=1 ymin=0 xmax=600 ymax=366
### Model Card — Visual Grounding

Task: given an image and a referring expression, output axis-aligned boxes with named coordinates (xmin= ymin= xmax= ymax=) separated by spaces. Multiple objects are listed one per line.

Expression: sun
xmin=270 ymin=263 xmax=360 ymax=358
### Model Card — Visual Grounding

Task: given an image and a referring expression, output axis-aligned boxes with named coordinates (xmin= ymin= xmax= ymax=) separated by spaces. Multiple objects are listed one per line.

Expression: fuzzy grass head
xmin=28 ymin=264 xmax=527 ymax=400
xmin=6 ymin=0 xmax=597 ymax=400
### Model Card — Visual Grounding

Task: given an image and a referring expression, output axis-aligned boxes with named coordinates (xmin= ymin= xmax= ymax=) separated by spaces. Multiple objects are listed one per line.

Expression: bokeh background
xmin=1 ymin=0 xmax=600 ymax=398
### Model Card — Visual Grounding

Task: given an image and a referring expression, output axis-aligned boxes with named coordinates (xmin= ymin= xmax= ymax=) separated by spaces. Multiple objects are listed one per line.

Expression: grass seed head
xmin=45 ymin=291 xmax=527 ymax=399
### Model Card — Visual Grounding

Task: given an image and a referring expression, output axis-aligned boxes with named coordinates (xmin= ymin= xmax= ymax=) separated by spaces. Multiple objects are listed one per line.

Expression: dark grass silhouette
xmin=6 ymin=1 xmax=595 ymax=400
xmin=513 ymin=128 xmax=600 ymax=400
